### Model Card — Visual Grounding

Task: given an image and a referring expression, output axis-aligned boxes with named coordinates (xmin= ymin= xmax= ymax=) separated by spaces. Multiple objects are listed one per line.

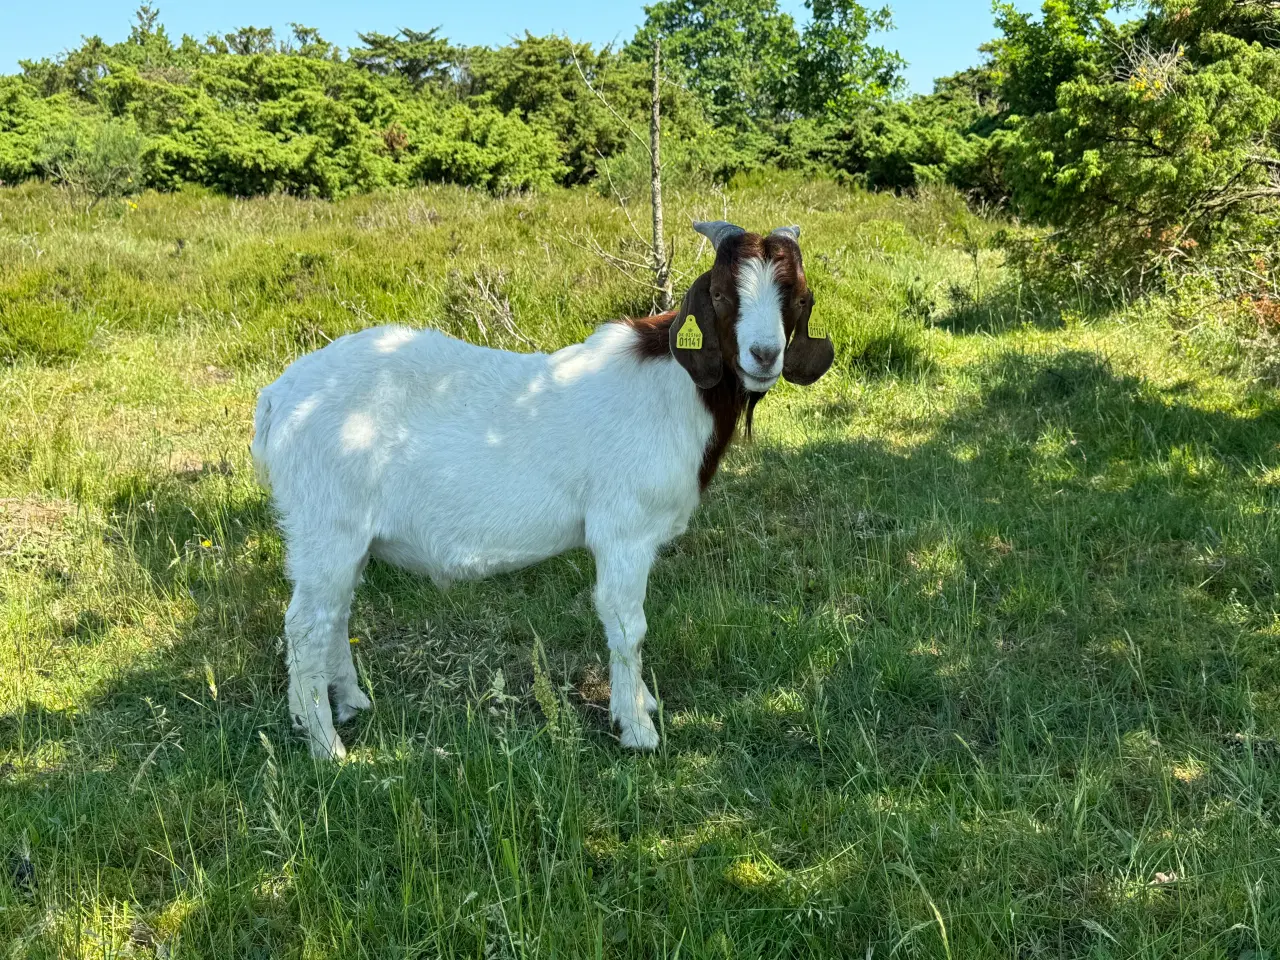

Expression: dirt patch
xmin=201 ymin=364 xmax=234 ymax=385
xmin=573 ymin=661 xmax=610 ymax=709
xmin=0 ymin=496 xmax=80 ymax=560
xmin=168 ymin=452 xmax=234 ymax=481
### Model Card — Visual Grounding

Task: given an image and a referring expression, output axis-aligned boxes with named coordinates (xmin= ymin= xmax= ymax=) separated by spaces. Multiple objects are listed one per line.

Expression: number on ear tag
xmin=676 ymin=314 xmax=703 ymax=350
xmin=807 ymin=316 xmax=826 ymax=339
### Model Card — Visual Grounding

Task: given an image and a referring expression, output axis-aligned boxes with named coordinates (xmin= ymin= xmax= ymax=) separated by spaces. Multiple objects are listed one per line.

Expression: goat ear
xmin=783 ymin=287 xmax=834 ymax=386
xmin=669 ymin=272 xmax=723 ymax=389
xmin=693 ymin=220 xmax=745 ymax=252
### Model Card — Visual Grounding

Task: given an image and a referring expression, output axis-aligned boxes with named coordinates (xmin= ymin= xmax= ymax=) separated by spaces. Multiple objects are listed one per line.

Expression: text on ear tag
xmin=676 ymin=314 xmax=703 ymax=350
xmin=807 ymin=315 xmax=826 ymax=339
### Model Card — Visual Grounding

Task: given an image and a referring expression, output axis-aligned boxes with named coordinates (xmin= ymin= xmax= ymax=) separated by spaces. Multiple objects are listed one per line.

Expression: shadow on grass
xmin=931 ymin=276 xmax=1130 ymax=336
xmin=842 ymin=326 xmax=933 ymax=378
xmin=712 ymin=347 xmax=1280 ymax=739
xmin=5 ymin=344 xmax=1280 ymax=954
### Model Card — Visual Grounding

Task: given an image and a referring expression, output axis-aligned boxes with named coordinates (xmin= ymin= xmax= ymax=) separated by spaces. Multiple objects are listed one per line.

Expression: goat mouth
xmin=740 ymin=372 xmax=778 ymax=393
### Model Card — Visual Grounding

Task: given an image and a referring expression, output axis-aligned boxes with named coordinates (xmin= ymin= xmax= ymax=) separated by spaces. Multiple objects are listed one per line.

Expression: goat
xmin=250 ymin=220 xmax=834 ymax=757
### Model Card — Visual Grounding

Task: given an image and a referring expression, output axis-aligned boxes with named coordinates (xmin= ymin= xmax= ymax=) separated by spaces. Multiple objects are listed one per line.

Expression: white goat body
xmin=252 ymin=221 xmax=832 ymax=757
xmin=253 ymin=322 xmax=709 ymax=755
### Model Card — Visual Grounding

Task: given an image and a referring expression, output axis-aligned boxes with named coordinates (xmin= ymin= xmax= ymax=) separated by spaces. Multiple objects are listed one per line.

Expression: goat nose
xmin=749 ymin=345 xmax=780 ymax=368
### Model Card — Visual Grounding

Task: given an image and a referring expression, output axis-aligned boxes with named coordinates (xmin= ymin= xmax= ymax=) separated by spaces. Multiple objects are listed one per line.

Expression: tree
xmin=462 ymin=34 xmax=704 ymax=183
xmin=21 ymin=36 xmax=112 ymax=99
xmin=628 ymin=0 xmax=905 ymax=174
xmin=998 ymin=0 xmax=1280 ymax=274
xmin=650 ymin=40 xmax=673 ymax=310
xmin=0 ymin=77 xmax=72 ymax=182
xmin=987 ymin=0 xmax=1121 ymax=117
xmin=287 ymin=25 xmax=342 ymax=61
xmin=350 ymin=28 xmax=455 ymax=90
xmin=796 ymin=0 xmax=905 ymax=121
xmin=629 ymin=0 xmax=802 ymax=129
xmin=839 ymin=66 xmax=1005 ymax=197
xmin=222 ymin=26 xmax=279 ymax=57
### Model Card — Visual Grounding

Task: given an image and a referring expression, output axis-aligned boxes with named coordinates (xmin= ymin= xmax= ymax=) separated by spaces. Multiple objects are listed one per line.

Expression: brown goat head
xmin=669 ymin=221 xmax=834 ymax=391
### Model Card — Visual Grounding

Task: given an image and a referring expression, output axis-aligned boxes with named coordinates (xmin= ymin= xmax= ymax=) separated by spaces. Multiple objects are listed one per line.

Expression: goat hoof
xmin=334 ymin=703 xmax=358 ymax=724
xmin=618 ymin=716 xmax=659 ymax=751
xmin=309 ymin=732 xmax=347 ymax=760
xmin=335 ymin=689 xmax=372 ymax=724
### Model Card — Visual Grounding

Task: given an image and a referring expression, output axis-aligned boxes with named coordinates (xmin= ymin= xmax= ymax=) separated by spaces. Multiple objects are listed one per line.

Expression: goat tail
xmin=250 ymin=386 xmax=276 ymax=491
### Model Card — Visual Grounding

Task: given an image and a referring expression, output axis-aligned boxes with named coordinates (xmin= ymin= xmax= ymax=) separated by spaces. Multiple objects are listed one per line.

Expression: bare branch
xmin=1247 ymin=154 xmax=1280 ymax=170
xmin=450 ymin=268 xmax=533 ymax=347
xmin=1204 ymin=186 xmax=1280 ymax=211
xmin=560 ymin=231 xmax=667 ymax=290
xmin=570 ymin=49 xmax=650 ymax=157
xmin=596 ymin=150 xmax=651 ymax=247
xmin=651 ymin=39 xmax=673 ymax=311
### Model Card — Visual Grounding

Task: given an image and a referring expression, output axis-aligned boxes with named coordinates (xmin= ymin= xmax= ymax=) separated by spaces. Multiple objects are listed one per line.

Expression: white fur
xmin=252 ymin=322 xmax=715 ymax=757
xmin=734 ymin=258 xmax=786 ymax=392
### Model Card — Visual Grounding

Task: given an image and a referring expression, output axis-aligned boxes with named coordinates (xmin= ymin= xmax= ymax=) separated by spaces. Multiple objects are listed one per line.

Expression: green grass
xmin=2 ymin=175 xmax=1279 ymax=958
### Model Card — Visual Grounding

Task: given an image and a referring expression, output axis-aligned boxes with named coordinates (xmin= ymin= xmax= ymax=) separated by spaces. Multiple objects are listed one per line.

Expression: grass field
xmin=2 ymin=175 xmax=1280 ymax=958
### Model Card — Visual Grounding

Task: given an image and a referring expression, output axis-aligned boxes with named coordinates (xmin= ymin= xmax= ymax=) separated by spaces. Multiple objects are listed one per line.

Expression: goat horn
xmin=770 ymin=225 xmax=801 ymax=241
xmin=692 ymin=220 xmax=746 ymax=252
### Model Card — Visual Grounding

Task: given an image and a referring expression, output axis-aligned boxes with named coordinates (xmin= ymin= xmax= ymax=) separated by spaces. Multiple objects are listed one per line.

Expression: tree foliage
xmin=38 ymin=118 xmax=144 ymax=201
xmin=839 ymin=67 xmax=1005 ymax=198
xmin=3 ymin=14 xmax=613 ymax=197
xmin=629 ymin=0 xmax=803 ymax=128
xmin=2 ymin=0 xmax=1277 ymax=287
xmin=630 ymin=0 xmax=904 ymax=129
xmin=0 ymin=1 xmax=909 ymax=198
xmin=349 ymin=28 xmax=453 ymax=90
xmin=796 ymin=0 xmax=905 ymax=120
xmin=464 ymin=34 xmax=703 ymax=184
xmin=997 ymin=0 xmax=1280 ymax=275
xmin=0 ymin=78 xmax=72 ymax=183
xmin=988 ymin=0 xmax=1121 ymax=117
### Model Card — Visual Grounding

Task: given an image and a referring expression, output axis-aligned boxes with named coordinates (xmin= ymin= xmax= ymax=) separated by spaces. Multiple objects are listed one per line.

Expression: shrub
xmin=997 ymin=0 xmax=1280 ymax=279
xmin=410 ymin=105 xmax=567 ymax=192
xmin=835 ymin=68 xmax=1006 ymax=200
xmin=37 ymin=119 xmax=145 ymax=202
xmin=0 ymin=79 xmax=73 ymax=184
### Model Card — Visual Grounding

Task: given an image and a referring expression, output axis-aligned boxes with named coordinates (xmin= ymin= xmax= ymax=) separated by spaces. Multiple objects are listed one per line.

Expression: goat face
xmin=670 ymin=221 xmax=834 ymax=392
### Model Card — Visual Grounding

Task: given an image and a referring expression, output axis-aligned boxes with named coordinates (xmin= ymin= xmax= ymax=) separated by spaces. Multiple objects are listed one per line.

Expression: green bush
xmin=411 ymin=105 xmax=567 ymax=192
xmin=835 ymin=68 xmax=1006 ymax=199
xmin=465 ymin=35 xmax=688 ymax=185
xmin=2 ymin=15 xmax=648 ymax=198
xmin=0 ymin=79 xmax=73 ymax=184
xmin=37 ymin=119 xmax=145 ymax=201
xmin=0 ymin=2 xmax=919 ymax=202
xmin=996 ymin=0 xmax=1280 ymax=278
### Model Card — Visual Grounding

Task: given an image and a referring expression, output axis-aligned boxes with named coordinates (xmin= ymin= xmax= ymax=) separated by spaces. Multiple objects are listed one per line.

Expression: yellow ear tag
xmin=807 ymin=316 xmax=826 ymax=339
xmin=676 ymin=314 xmax=703 ymax=350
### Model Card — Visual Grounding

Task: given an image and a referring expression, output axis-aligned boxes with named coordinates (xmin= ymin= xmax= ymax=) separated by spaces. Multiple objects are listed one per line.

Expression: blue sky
xmin=0 ymin=0 xmax=1037 ymax=94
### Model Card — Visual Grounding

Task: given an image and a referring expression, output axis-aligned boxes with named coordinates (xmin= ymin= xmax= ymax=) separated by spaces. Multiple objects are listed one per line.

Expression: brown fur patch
xmin=621 ymin=311 xmax=749 ymax=490
xmin=620 ymin=230 xmax=810 ymax=490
